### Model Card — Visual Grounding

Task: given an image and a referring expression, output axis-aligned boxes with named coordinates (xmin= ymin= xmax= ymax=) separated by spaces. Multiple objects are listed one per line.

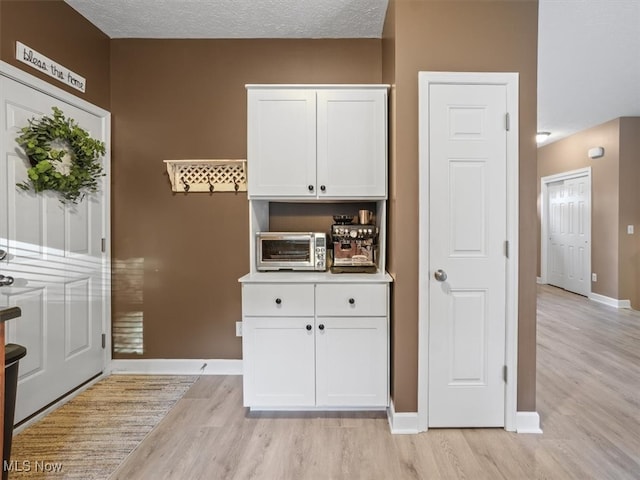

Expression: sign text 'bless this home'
xmin=15 ymin=42 xmax=86 ymax=93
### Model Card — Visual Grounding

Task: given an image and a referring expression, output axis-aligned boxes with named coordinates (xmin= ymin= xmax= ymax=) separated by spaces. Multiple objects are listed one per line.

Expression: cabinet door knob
xmin=348 ymin=298 xmax=355 ymax=305
xmin=320 ymin=185 xmax=326 ymax=192
xmin=306 ymin=324 xmax=312 ymax=331
xmin=308 ymin=185 xmax=314 ymax=192
xmin=318 ymin=324 xmax=325 ymax=331
xmin=275 ymin=298 xmax=282 ymax=305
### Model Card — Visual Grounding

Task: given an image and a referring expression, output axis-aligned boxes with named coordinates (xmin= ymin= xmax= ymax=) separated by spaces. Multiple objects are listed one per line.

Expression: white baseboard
xmin=386 ymin=405 xmax=542 ymax=435
xmin=516 ymin=411 xmax=543 ymax=434
xmin=110 ymin=359 xmax=243 ymax=375
xmin=387 ymin=400 xmax=419 ymax=434
xmin=589 ymin=292 xmax=631 ymax=309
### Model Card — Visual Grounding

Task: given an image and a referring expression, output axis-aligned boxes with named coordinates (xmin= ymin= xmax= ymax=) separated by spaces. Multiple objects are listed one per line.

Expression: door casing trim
xmin=417 ymin=71 xmax=519 ymax=432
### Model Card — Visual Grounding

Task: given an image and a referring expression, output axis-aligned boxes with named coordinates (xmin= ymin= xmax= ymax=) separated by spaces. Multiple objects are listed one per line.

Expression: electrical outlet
xmin=628 ymin=225 xmax=634 ymax=235
xmin=592 ymin=273 xmax=597 ymax=282
xmin=235 ymin=321 xmax=243 ymax=337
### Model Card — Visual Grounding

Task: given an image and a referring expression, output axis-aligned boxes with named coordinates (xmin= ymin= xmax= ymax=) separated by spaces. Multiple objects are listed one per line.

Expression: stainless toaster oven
xmin=256 ymin=232 xmax=327 ymax=271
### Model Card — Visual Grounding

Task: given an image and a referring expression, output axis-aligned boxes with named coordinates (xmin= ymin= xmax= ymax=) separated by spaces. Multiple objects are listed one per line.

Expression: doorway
xmin=541 ymin=168 xmax=592 ymax=297
xmin=417 ymin=72 xmax=519 ymax=431
xmin=0 ymin=61 xmax=111 ymax=423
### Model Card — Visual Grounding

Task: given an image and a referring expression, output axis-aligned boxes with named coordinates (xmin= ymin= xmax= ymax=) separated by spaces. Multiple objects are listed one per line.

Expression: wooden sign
xmin=16 ymin=42 xmax=86 ymax=93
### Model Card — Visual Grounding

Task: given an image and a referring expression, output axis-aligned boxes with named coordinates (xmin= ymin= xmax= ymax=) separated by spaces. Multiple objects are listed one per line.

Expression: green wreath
xmin=16 ymin=106 xmax=106 ymax=204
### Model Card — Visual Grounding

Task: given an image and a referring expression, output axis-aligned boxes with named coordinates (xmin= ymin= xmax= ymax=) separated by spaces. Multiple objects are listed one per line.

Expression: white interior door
xmin=547 ymin=181 xmax=566 ymax=287
xmin=546 ymin=175 xmax=591 ymax=296
xmin=427 ymin=83 xmax=508 ymax=427
xmin=0 ymin=73 xmax=109 ymax=423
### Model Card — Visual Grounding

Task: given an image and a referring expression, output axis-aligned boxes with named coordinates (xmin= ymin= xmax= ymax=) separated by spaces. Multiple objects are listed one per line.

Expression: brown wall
xmin=4 ymin=0 xmax=542 ymax=412
xmin=537 ymin=120 xmax=621 ymax=300
xmin=384 ymin=0 xmax=539 ymax=412
xmin=110 ymin=39 xmax=382 ymax=358
xmin=538 ymin=117 xmax=640 ymax=309
xmin=1 ymin=0 xmax=110 ymax=110
xmin=619 ymin=118 xmax=640 ymax=309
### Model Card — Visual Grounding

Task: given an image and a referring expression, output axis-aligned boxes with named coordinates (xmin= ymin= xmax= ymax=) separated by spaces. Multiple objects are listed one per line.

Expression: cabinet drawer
xmin=316 ymin=284 xmax=387 ymax=317
xmin=243 ymin=283 xmax=314 ymax=316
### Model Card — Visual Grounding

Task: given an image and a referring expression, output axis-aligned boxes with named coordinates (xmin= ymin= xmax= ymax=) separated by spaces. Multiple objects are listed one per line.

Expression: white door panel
xmin=428 ymin=83 xmax=507 ymax=427
xmin=548 ymin=182 xmax=565 ymax=287
xmin=546 ymin=175 xmax=590 ymax=296
xmin=1 ymin=75 xmax=108 ymax=423
xmin=7 ymin=288 xmax=46 ymax=380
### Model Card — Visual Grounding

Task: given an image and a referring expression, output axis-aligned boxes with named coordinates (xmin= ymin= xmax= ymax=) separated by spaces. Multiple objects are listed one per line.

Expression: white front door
xmin=0 ymin=73 xmax=109 ymax=423
xmin=546 ymin=175 xmax=591 ymax=296
xmin=427 ymin=82 xmax=509 ymax=427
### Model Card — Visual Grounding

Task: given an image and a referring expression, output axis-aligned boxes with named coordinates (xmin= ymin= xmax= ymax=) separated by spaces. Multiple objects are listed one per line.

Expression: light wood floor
xmin=112 ymin=285 xmax=640 ymax=479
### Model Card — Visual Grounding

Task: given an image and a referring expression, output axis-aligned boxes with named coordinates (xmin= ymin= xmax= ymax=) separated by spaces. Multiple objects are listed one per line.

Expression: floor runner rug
xmin=7 ymin=375 xmax=197 ymax=479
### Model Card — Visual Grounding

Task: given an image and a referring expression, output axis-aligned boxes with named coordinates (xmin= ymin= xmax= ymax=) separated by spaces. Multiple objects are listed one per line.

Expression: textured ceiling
xmin=63 ymin=0 xmax=640 ymax=144
xmin=64 ymin=0 xmax=389 ymax=38
xmin=537 ymin=0 xmax=640 ymax=144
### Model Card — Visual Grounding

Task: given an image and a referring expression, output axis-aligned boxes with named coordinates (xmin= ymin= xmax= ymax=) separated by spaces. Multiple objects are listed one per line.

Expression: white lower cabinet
xmin=243 ymin=316 xmax=316 ymax=407
xmin=242 ymin=281 xmax=389 ymax=409
xmin=315 ymin=316 xmax=388 ymax=407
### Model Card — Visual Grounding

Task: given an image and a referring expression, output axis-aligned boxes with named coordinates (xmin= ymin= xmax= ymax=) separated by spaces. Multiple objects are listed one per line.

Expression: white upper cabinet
xmin=316 ymin=89 xmax=387 ymax=198
xmin=247 ymin=88 xmax=316 ymax=197
xmin=246 ymin=85 xmax=388 ymax=200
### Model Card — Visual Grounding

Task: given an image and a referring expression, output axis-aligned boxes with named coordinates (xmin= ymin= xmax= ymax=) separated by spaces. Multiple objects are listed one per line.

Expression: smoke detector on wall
xmin=588 ymin=147 xmax=605 ymax=159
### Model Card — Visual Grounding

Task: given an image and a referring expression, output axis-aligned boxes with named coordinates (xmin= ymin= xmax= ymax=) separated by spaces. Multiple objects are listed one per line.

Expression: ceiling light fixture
xmin=536 ymin=131 xmax=551 ymax=144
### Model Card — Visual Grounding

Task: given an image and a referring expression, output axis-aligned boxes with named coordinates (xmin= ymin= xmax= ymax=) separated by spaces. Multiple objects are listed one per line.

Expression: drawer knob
xmin=306 ymin=324 xmax=312 ymax=331
xmin=320 ymin=185 xmax=326 ymax=192
xmin=348 ymin=298 xmax=355 ymax=305
xmin=318 ymin=324 xmax=325 ymax=331
xmin=308 ymin=185 xmax=314 ymax=192
xmin=275 ymin=298 xmax=282 ymax=305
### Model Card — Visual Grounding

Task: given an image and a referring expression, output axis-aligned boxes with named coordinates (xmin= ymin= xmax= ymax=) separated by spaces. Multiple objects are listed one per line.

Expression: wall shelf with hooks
xmin=164 ymin=159 xmax=247 ymax=193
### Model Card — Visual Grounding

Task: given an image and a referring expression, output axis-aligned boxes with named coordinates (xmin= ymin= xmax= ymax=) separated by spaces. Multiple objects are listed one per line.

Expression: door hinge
xmin=101 ymin=333 xmax=106 ymax=349
xmin=101 ymin=238 xmax=106 ymax=253
xmin=504 ymin=240 xmax=509 ymax=258
xmin=505 ymin=113 xmax=510 ymax=131
xmin=503 ymin=365 xmax=508 ymax=383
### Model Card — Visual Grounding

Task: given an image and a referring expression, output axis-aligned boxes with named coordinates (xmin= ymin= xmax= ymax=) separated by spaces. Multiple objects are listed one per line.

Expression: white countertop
xmin=239 ymin=271 xmax=393 ymax=284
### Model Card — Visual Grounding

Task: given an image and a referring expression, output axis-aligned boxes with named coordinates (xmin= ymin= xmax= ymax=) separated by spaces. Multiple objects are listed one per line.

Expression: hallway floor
xmin=110 ymin=284 xmax=640 ymax=479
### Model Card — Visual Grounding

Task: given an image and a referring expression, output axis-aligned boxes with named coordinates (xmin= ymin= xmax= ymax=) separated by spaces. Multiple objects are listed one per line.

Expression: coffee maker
xmin=330 ymin=211 xmax=378 ymax=273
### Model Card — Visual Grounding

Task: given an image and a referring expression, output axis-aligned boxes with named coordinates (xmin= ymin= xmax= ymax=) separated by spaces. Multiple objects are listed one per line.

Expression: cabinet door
xmin=247 ymin=89 xmax=317 ymax=197
xmin=315 ymin=316 xmax=388 ymax=407
xmin=316 ymin=89 xmax=387 ymax=199
xmin=242 ymin=317 xmax=315 ymax=407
